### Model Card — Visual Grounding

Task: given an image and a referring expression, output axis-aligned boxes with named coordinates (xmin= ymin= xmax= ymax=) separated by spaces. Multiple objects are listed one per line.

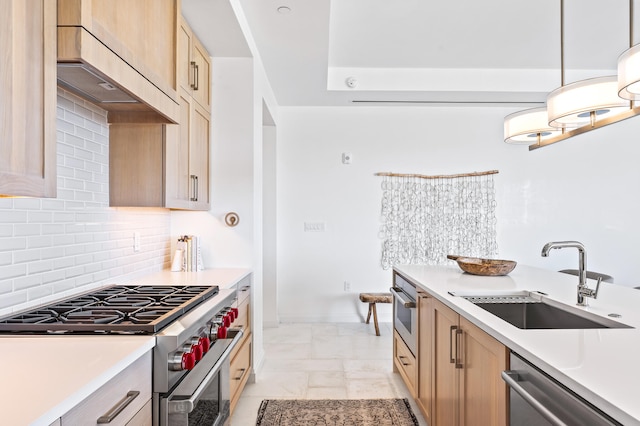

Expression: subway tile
xmin=64 ymin=110 xmax=86 ymax=127
xmin=0 ymin=198 xmax=14 ymax=209
xmin=42 ymin=224 xmax=66 ymax=235
xmin=41 ymin=199 xmax=65 ymax=211
xmin=42 ymin=270 xmax=66 ymax=285
xmin=27 ymin=236 xmax=53 ymax=249
xmin=27 ymin=260 xmax=53 ymax=274
xmin=14 ymin=274 xmax=43 ymax=291
xmin=53 ymin=256 xmax=75 ymax=270
xmin=28 ymin=211 xmax=54 ymax=223
xmin=0 ymin=252 xmax=11 ymax=266
xmin=14 ymin=224 xmax=41 ymax=237
xmin=0 ymin=279 xmax=12 ymax=294
xmin=0 ymin=264 xmax=28 ymax=280
xmin=12 ymin=198 xmax=41 ymax=210
xmin=28 ymin=284 xmax=53 ymax=301
xmin=0 ymin=225 xmax=12 ymax=237
xmin=0 ymin=238 xmax=27 ymax=252
xmin=0 ymin=211 xmax=28 ymax=223
xmin=13 ymin=249 xmax=42 ymax=264
xmin=0 ymin=291 xmax=27 ymax=310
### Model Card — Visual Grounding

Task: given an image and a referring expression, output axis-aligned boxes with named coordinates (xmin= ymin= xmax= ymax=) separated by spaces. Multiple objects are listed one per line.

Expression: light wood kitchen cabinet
xmin=61 ymin=351 xmax=152 ymax=426
xmin=57 ymin=0 xmax=179 ymax=123
xmin=230 ymin=280 xmax=252 ymax=415
xmin=0 ymin=0 xmax=57 ymax=198
xmin=109 ymin=89 xmax=210 ymax=210
xmin=416 ymin=291 xmax=433 ymax=425
xmin=393 ymin=331 xmax=417 ymax=397
xmin=431 ymin=298 xmax=508 ymax=426
xmin=178 ymin=17 xmax=211 ymax=112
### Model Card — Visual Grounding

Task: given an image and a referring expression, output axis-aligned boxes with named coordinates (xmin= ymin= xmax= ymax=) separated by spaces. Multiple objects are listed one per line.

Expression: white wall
xmin=276 ymin=106 xmax=640 ymax=323
xmin=0 ymin=89 xmax=171 ymax=317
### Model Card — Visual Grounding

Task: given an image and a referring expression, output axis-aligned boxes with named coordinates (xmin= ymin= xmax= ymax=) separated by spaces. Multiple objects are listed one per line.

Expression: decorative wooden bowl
xmin=447 ymin=254 xmax=517 ymax=276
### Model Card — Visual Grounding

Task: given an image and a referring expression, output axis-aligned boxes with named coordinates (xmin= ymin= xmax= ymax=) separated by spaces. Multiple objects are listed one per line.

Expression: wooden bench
xmin=359 ymin=292 xmax=392 ymax=336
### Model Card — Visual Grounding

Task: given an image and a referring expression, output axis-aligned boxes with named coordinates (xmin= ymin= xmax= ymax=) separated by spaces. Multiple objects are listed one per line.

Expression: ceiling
xmin=183 ymin=0 xmax=632 ymax=107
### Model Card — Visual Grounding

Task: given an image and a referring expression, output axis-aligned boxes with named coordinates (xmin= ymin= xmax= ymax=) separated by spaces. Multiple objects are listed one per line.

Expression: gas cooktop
xmin=0 ymin=285 xmax=219 ymax=334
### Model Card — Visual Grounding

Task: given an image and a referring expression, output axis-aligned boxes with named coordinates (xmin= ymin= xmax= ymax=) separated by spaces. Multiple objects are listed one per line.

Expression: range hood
xmin=57 ymin=63 xmax=139 ymax=104
xmin=57 ymin=25 xmax=179 ymax=124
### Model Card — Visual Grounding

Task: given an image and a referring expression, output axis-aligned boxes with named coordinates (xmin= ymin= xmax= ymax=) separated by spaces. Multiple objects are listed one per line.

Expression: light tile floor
xmin=230 ymin=322 xmax=427 ymax=425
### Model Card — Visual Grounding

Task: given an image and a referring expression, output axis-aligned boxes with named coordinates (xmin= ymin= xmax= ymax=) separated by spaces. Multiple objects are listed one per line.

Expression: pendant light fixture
xmin=504 ymin=107 xmax=562 ymax=144
xmin=618 ymin=0 xmax=639 ymax=100
xmin=546 ymin=0 xmax=631 ymax=129
xmin=547 ymin=76 xmax=630 ymax=128
xmin=503 ymin=0 xmax=565 ymax=145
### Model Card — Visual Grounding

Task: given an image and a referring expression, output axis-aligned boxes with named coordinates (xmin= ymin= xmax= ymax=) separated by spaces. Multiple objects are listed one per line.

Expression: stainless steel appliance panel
xmin=159 ymin=329 xmax=243 ymax=426
xmin=503 ymin=352 xmax=621 ymax=426
xmin=391 ymin=273 xmax=417 ymax=356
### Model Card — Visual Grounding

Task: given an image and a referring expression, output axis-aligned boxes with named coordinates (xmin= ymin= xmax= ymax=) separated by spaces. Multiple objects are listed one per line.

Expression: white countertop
xmin=123 ymin=268 xmax=251 ymax=289
xmin=395 ymin=263 xmax=640 ymax=425
xmin=0 ymin=335 xmax=154 ymax=426
xmin=0 ymin=268 xmax=251 ymax=426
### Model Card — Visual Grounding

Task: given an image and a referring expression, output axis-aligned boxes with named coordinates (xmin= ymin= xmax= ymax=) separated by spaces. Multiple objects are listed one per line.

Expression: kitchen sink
xmin=450 ymin=291 xmax=632 ymax=329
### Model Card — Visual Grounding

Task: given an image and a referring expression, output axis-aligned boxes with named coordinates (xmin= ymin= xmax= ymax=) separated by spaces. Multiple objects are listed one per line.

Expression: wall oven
xmin=503 ymin=351 xmax=621 ymax=426
xmin=391 ymin=273 xmax=417 ymax=356
xmin=159 ymin=329 xmax=243 ymax=426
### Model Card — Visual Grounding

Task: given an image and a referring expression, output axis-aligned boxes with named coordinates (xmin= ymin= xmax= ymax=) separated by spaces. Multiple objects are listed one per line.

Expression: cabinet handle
xmin=190 ymin=61 xmax=198 ymax=90
xmin=191 ymin=62 xmax=199 ymax=91
xmin=96 ymin=390 xmax=140 ymax=424
xmin=233 ymin=368 xmax=246 ymax=381
xmin=455 ymin=328 xmax=463 ymax=369
xmin=449 ymin=325 xmax=457 ymax=364
xmin=398 ymin=355 xmax=410 ymax=366
xmin=190 ymin=175 xmax=198 ymax=202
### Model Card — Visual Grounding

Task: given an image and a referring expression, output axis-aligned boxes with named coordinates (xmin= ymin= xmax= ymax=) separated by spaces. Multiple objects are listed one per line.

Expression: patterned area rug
xmin=255 ymin=398 xmax=419 ymax=426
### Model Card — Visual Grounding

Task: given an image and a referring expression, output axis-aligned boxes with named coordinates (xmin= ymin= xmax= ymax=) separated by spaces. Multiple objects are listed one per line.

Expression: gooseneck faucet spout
xmin=541 ymin=241 xmax=600 ymax=306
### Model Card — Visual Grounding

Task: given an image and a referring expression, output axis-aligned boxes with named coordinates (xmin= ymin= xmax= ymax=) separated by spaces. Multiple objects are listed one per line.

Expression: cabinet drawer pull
xmin=398 ymin=355 xmax=410 ymax=366
xmin=96 ymin=390 xmax=140 ymax=424
xmin=455 ymin=328 xmax=463 ymax=369
xmin=449 ymin=325 xmax=457 ymax=364
xmin=233 ymin=368 xmax=246 ymax=381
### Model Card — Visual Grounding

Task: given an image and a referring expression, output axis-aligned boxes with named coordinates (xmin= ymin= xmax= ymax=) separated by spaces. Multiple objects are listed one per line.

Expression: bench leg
xmin=365 ymin=303 xmax=373 ymax=324
xmin=372 ymin=303 xmax=380 ymax=336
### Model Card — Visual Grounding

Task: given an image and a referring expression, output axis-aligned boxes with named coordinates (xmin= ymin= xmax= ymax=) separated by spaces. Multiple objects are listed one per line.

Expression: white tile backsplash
xmin=0 ymin=89 xmax=171 ymax=316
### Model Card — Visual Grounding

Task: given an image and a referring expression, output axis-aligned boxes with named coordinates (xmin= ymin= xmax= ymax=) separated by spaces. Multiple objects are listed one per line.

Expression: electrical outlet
xmin=344 ymin=281 xmax=351 ymax=292
xmin=133 ymin=231 xmax=140 ymax=252
xmin=304 ymin=222 xmax=325 ymax=232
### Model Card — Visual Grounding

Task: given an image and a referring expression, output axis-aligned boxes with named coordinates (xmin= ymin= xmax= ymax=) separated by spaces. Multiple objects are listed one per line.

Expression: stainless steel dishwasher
xmin=502 ymin=352 xmax=621 ymax=425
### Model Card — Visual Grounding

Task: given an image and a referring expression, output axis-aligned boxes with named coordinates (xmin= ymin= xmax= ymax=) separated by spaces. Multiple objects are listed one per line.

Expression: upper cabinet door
xmin=0 ymin=0 xmax=56 ymax=197
xmin=178 ymin=17 xmax=211 ymax=112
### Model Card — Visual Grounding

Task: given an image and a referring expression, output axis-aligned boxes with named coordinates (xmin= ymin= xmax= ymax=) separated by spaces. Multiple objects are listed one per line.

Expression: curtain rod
xmin=375 ymin=170 xmax=499 ymax=180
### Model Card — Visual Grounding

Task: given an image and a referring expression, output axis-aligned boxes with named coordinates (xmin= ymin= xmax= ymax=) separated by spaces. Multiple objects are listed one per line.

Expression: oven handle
xmin=167 ymin=329 xmax=244 ymax=414
xmin=501 ymin=370 xmax=568 ymax=426
xmin=390 ymin=287 xmax=416 ymax=308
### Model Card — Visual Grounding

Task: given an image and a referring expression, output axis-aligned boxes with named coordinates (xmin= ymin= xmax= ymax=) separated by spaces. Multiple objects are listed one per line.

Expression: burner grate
xmin=0 ymin=285 xmax=219 ymax=334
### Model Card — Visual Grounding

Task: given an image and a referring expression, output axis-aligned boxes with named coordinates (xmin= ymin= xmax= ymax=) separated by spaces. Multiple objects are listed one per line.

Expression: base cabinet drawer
xmin=230 ymin=334 xmax=252 ymax=413
xmin=61 ymin=351 xmax=152 ymax=426
xmin=394 ymin=331 xmax=417 ymax=397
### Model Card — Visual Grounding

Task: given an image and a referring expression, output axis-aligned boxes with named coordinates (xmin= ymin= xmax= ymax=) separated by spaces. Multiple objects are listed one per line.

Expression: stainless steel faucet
xmin=541 ymin=241 xmax=601 ymax=306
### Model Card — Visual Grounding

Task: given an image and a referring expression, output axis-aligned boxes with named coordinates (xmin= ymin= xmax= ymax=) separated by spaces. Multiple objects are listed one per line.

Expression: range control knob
xmin=169 ymin=348 xmax=196 ymax=371
xmin=199 ymin=336 xmax=211 ymax=354
xmin=190 ymin=337 xmax=204 ymax=361
xmin=217 ymin=325 xmax=228 ymax=339
xmin=221 ymin=313 xmax=231 ymax=328
xmin=231 ymin=307 xmax=239 ymax=320
xmin=182 ymin=351 xmax=196 ymax=370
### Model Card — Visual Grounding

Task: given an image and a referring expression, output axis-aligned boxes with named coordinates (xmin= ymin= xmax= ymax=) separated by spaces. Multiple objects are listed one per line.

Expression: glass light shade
xmin=618 ymin=44 xmax=640 ymax=100
xmin=504 ymin=107 xmax=562 ymax=144
xmin=547 ymin=76 xmax=630 ymax=128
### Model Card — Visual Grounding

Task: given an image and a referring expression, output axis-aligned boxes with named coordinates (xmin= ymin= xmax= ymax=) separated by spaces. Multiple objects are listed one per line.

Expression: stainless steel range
xmin=0 ymin=284 xmax=243 ymax=426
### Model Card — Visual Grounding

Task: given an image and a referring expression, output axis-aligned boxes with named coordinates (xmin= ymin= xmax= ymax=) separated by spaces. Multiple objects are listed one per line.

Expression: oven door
xmin=159 ymin=329 xmax=244 ymax=426
xmin=390 ymin=284 xmax=417 ymax=356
